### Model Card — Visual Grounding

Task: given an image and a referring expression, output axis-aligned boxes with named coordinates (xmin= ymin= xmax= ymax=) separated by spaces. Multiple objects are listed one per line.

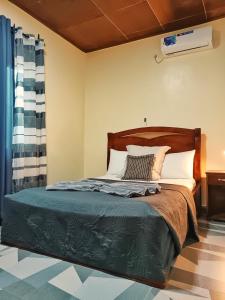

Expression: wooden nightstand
xmin=206 ymin=171 xmax=225 ymax=222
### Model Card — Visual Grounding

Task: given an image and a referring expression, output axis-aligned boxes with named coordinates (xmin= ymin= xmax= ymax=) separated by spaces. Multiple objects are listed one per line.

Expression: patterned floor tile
xmin=3 ymin=256 xmax=59 ymax=280
xmin=24 ymin=261 xmax=70 ymax=288
xmin=170 ymin=267 xmax=225 ymax=294
xmin=90 ymin=269 xmax=119 ymax=279
xmin=73 ymin=264 xmax=93 ymax=283
xmin=168 ymin=279 xmax=211 ymax=299
xmin=0 ymin=245 xmax=8 ymax=251
xmin=4 ymin=280 xmax=36 ymax=299
xmin=0 ymin=290 xmax=21 ymax=300
xmin=18 ymin=250 xmax=32 ymax=262
xmin=49 ymin=266 xmax=82 ymax=297
xmin=74 ymin=276 xmax=134 ymax=300
xmin=0 ymin=270 xmax=19 ymax=289
xmin=150 ymin=292 xmax=171 ymax=300
xmin=22 ymin=283 xmax=79 ymax=300
xmin=115 ymin=282 xmax=155 ymax=300
xmin=209 ymin=289 xmax=225 ymax=300
xmin=0 ymin=247 xmax=18 ymax=270
xmin=190 ymin=241 xmax=225 ymax=255
xmin=154 ymin=290 xmax=207 ymax=300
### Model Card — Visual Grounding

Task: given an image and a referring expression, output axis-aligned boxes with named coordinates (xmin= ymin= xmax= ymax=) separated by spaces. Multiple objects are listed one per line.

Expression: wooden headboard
xmin=107 ymin=126 xmax=201 ymax=183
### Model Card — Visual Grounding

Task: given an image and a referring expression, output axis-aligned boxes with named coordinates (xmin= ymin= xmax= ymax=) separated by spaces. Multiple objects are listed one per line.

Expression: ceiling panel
xmin=9 ymin=0 xmax=225 ymax=52
xmin=107 ymin=1 xmax=161 ymax=37
xmin=163 ymin=14 xmax=206 ymax=32
xmin=61 ymin=16 xmax=127 ymax=52
xmin=92 ymin=0 xmax=144 ymax=12
xmin=204 ymin=0 xmax=225 ymax=19
xmin=148 ymin=0 xmax=205 ymax=26
xmin=204 ymin=0 xmax=225 ymax=11
xmin=10 ymin=0 xmax=102 ymax=29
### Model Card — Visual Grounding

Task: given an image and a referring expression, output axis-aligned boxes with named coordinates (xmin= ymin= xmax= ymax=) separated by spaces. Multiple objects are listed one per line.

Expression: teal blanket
xmin=2 ymin=186 xmax=182 ymax=285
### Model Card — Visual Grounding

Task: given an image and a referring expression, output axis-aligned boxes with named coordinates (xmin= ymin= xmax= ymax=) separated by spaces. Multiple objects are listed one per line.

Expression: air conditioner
xmin=161 ymin=26 xmax=213 ymax=58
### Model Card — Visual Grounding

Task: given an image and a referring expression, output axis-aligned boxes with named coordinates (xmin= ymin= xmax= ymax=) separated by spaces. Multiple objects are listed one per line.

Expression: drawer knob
xmin=218 ymin=178 xmax=225 ymax=182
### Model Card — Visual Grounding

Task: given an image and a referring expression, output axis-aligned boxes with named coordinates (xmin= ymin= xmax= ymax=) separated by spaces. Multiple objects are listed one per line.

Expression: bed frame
xmin=2 ymin=126 xmax=202 ymax=291
xmin=107 ymin=126 xmax=201 ymax=214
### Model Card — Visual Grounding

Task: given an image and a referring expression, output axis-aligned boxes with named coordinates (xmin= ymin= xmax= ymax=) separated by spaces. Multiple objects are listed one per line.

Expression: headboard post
xmin=107 ymin=127 xmax=201 ymax=183
xmin=107 ymin=133 xmax=113 ymax=167
xmin=194 ymin=128 xmax=201 ymax=182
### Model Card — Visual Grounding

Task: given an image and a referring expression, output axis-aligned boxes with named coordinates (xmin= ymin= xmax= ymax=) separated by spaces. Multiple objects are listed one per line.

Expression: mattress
xmin=97 ymin=174 xmax=196 ymax=191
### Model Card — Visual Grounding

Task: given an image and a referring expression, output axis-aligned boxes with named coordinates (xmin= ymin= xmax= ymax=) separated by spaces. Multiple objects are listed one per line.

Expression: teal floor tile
xmin=116 ymin=282 xmax=152 ymax=300
xmin=0 ymin=270 xmax=19 ymax=289
xmin=90 ymin=269 xmax=117 ymax=279
xmin=0 ymin=290 xmax=21 ymax=300
xmin=22 ymin=283 xmax=79 ymax=300
xmin=73 ymin=264 xmax=93 ymax=283
xmin=4 ymin=280 xmax=36 ymax=298
xmin=18 ymin=249 xmax=32 ymax=262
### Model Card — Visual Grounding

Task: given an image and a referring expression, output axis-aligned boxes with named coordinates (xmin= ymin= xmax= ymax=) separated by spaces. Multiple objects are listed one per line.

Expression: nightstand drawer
xmin=207 ymin=173 xmax=225 ymax=186
xmin=207 ymin=171 xmax=225 ymax=220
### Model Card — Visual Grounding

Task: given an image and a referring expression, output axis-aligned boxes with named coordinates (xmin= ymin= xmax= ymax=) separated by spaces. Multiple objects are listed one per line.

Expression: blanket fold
xmin=137 ymin=183 xmax=199 ymax=251
xmin=46 ymin=179 xmax=161 ymax=198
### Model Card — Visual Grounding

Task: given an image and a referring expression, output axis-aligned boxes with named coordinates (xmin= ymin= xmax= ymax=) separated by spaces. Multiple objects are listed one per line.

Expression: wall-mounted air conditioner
xmin=161 ymin=26 xmax=213 ymax=58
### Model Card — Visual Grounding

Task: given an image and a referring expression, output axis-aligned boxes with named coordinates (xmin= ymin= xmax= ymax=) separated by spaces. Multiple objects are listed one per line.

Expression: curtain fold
xmin=12 ymin=27 xmax=47 ymax=192
xmin=0 ymin=16 xmax=14 ymax=220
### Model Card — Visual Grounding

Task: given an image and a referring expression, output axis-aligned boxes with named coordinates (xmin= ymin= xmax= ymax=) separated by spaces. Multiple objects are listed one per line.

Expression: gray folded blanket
xmin=46 ymin=179 xmax=161 ymax=198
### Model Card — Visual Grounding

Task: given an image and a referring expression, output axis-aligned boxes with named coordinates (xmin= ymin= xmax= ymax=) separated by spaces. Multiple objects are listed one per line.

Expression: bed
xmin=1 ymin=126 xmax=201 ymax=288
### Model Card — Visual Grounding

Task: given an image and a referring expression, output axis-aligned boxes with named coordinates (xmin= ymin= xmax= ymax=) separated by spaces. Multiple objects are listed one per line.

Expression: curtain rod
xmin=12 ymin=26 xmax=42 ymax=40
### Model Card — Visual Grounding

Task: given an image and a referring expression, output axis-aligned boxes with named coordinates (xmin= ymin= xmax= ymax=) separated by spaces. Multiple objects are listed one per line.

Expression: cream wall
xmin=0 ymin=0 xmax=87 ymax=183
xmin=84 ymin=18 xmax=225 ymax=183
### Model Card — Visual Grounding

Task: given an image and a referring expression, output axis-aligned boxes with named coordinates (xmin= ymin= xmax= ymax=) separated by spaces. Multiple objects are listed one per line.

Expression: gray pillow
xmin=122 ymin=154 xmax=155 ymax=181
xmin=126 ymin=145 xmax=171 ymax=180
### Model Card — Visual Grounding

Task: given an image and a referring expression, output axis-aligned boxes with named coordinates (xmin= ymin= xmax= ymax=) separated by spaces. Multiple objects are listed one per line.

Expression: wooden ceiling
xmin=9 ymin=0 xmax=225 ymax=52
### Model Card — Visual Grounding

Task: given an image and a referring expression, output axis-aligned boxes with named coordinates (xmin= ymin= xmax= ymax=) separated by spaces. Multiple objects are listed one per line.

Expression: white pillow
xmin=126 ymin=145 xmax=171 ymax=180
xmin=107 ymin=149 xmax=128 ymax=177
xmin=161 ymin=150 xmax=195 ymax=179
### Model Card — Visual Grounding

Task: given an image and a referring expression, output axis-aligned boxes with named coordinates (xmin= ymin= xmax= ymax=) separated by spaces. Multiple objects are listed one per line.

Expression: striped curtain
xmin=0 ymin=16 xmax=14 ymax=220
xmin=12 ymin=28 xmax=47 ymax=192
